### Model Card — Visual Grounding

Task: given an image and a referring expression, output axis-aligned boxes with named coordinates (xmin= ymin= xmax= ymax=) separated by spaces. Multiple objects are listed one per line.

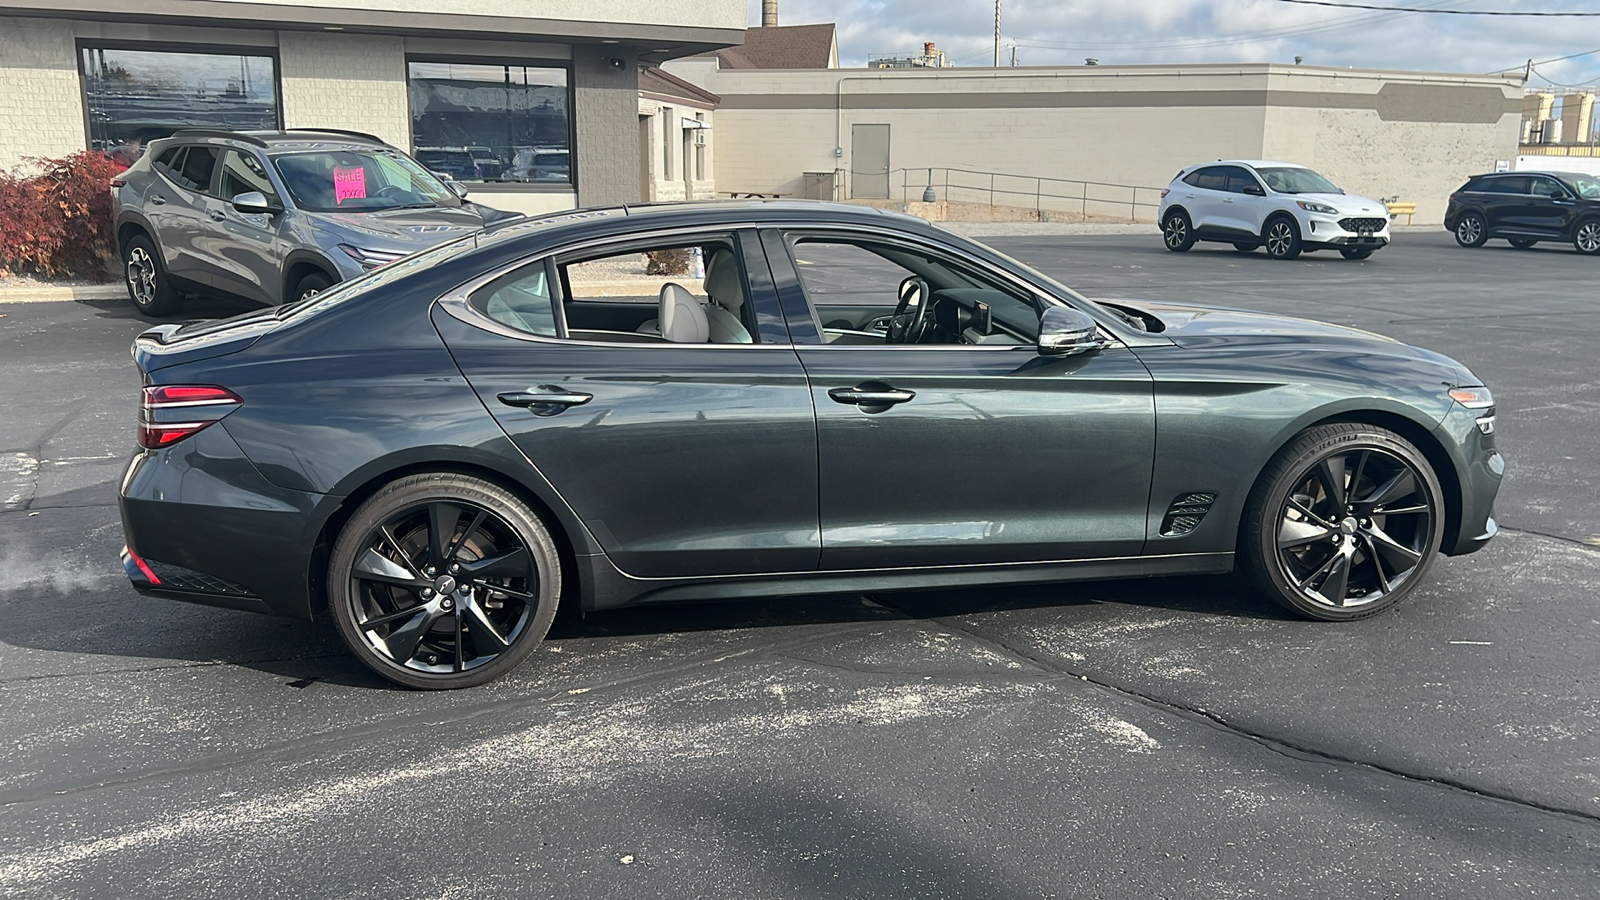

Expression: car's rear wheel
xmin=1232 ymin=242 xmax=1257 ymax=253
xmin=1573 ymin=219 xmax=1600 ymax=255
xmin=328 ymin=473 xmax=561 ymax=689
xmin=1455 ymin=213 xmax=1488 ymax=247
xmin=1263 ymin=217 xmax=1302 ymax=260
xmin=1508 ymin=238 xmax=1538 ymax=249
xmin=292 ymin=271 xmax=334 ymax=304
xmin=1241 ymin=423 xmax=1443 ymax=621
xmin=1162 ymin=210 xmax=1196 ymax=252
xmin=1340 ymin=248 xmax=1374 ymax=260
xmin=123 ymin=234 xmax=183 ymax=317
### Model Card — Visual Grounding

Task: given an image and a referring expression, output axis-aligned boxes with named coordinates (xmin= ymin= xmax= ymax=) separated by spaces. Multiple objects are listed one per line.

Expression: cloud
xmin=747 ymin=0 xmax=1600 ymax=86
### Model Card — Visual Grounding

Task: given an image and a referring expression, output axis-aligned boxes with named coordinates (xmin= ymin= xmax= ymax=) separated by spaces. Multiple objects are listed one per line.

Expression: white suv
xmin=1158 ymin=160 xmax=1391 ymax=260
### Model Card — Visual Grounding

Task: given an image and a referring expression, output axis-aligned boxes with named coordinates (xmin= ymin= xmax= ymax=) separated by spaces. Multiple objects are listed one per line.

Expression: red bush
xmin=0 ymin=151 xmax=119 ymax=281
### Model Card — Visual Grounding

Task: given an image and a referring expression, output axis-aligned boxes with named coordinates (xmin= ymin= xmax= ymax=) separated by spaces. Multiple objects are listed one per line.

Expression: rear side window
xmin=1186 ymin=167 xmax=1227 ymax=191
xmin=153 ymin=147 xmax=185 ymax=178
xmin=1481 ymin=176 xmax=1530 ymax=195
xmin=472 ymin=260 xmax=560 ymax=338
xmin=172 ymin=146 xmax=220 ymax=194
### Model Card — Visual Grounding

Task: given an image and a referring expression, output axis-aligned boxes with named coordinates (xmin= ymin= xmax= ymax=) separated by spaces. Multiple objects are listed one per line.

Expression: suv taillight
xmin=1160 ymin=188 xmax=1169 ymax=199
xmin=138 ymin=385 xmax=242 ymax=449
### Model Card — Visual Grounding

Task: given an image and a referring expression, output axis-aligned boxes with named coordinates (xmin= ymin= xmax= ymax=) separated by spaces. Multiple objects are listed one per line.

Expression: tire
xmin=1162 ymin=210 xmax=1196 ymax=252
xmin=1454 ymin=212 xmax=1488 ymax=248
xmin=1573 ymin=219 xmax=1600 ymax=255
xmin=122 ymin=234 xmax=183 ymax=317
xmin=1232 ymin=242 xmax=1258 ymax=253
xmin=291 ymin=271 xmax=334 ymax=304
xmin=328 ymin=473 xmax=562 ymax=689
xmin=1507 ymin=238 xmax=1538 ymax=250
xmin=1340 ymin=248 xmax=1375 ymax=260
xmin=1263 ymin=216 xmax=1302 ymax=260
xmin=1240 ymin=423 xmax=1444 ymax=621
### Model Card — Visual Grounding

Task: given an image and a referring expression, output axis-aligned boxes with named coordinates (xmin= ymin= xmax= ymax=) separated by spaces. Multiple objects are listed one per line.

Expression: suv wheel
xmin=1162 ymin=210 xmax=1196 ymax=252
xmin=1573 ymin=220 xmax=1600 ymax=255
xmin=292 ymin=271 xmax=334 ymax=304
xmin=1455 ymin=213 xmax=1488 ymax=248
xmin=1263 ymin=217 xmax=1302 ymax=260
xmin=123 ymin=235 xmax=183 ymax=317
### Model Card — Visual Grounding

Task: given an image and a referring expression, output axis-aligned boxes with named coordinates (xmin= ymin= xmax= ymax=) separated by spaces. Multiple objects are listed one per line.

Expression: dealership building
xmin=0 ymin=0 xmax=744 ymax=216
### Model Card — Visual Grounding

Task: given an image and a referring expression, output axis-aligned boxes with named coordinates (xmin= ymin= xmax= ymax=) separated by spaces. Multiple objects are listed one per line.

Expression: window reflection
xmin=80 ymin=46 xmax=279 ymax=163
xmin=407 ymin=60 xmax=570 ymax=185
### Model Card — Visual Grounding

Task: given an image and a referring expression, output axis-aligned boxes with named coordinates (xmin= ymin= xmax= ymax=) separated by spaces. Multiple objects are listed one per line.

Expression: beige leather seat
xmin=657 ymin=282 xmax=709 ymax=343
xmin=702 ymin=250 xmax=752 ymax=343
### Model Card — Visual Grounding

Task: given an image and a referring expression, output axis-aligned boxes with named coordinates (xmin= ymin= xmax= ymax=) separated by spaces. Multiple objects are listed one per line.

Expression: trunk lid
xmin=132 ymin=308 xmax=282 ymax=374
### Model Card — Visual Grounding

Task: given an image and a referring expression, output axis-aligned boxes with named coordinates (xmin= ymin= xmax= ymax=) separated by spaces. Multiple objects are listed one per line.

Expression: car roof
xmin=153 ymin=129 xmax=392 ymax=154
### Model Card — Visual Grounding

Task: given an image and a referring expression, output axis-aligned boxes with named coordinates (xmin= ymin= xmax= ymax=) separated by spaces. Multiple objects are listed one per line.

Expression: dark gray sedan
xmin=118 ymin=201 xmax=1503 ymax=689
xmin=111 ymin=128 xmax=519 ymax=316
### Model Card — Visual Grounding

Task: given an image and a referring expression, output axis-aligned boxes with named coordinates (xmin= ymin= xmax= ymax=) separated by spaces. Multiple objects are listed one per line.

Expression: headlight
xmin=1448 ymin=386 xmax=1494 ymax=409
xmin=1295 ymin=200 xmax=1339 ymax=215
xmin=338 ymin=245 xmax=408 ymax=269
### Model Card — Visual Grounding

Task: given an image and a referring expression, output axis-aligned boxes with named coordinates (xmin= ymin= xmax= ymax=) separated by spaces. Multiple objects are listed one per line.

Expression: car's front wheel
xmin=291 ymin=271 xmax=334 ymax=304
xmin=1573 ymin=219 xmax=1600 ymax=255
xmin=1240 ymin=423 xmax=1444 ymax=621
xmin=122 ymin=235 xmax=183 ymax=317
xmin=328 ymin=473 xmax=562 ymax=689
xmin=1455 ymin=213 xmax=1488 ymax=247
xmin=1263 ymin=217 xmax=1302 ymax=260
xmin=1162 ymin=210 xmax=1196 ymax=252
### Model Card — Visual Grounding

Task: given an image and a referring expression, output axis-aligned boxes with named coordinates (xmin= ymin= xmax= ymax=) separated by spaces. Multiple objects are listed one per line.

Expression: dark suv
xmin=112 ymin=129 xmax=519 ymax=316
xmin=1444 ymin=170 xmax=1600 ymax=255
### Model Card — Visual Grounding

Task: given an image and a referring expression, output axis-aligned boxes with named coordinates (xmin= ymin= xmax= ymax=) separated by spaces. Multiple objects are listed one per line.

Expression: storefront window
xmin=407 ymin=60 xmax=570 ymax=186
xmin=80 ymin=45 xmax=279 ymax=165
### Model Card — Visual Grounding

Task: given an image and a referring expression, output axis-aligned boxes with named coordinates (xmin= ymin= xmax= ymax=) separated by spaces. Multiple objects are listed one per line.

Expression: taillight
xmin=138 ymin=385 xmax=242 ymax=449
xmin=110 ymin=176 xmax=127 ymax=188
xmin=1160 ymin=188 xmax=1169 ymax=199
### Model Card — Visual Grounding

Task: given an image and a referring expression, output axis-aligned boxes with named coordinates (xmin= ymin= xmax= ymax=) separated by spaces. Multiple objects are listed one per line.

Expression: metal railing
xmin=858 ymin=167 xmax=1163 ymax=221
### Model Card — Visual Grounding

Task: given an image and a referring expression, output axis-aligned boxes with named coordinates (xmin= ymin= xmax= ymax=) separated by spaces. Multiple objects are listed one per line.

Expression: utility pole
xmin=1010 ymin=44 xmax=1018 ymax=67
xmin=994 ymin=0 xmax=1002 ymax=68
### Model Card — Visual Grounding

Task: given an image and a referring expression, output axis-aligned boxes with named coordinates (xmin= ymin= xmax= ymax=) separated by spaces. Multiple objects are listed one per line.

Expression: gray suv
xmin=112 ymin=129 xmax=520 ymax=316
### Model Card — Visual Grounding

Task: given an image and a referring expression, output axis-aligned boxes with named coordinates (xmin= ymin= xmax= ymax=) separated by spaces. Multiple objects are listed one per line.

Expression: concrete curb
xmin=0 ymin=283 xmax=125 ymax=303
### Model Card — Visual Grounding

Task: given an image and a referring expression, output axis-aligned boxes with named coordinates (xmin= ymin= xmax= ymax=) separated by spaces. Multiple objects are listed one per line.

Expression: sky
xmin=746 ymin=0 xmax=1600 ymax=88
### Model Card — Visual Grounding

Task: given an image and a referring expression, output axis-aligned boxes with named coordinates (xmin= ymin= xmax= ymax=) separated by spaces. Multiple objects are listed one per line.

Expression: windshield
xmin=1256 ymin=167 xmax=1343 ymax=195
xmin=1563 ymin=173 xmax=1600 ymax=199
xmin=271 ymin=149 xmax=459 ymax=213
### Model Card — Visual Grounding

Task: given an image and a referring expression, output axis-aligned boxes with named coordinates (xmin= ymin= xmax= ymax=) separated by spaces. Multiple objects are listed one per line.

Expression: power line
xmin=1484 ymin=47 xmax=1600 ymax=75
xmin=1274 ymin=0 xmax=1600 ymax=15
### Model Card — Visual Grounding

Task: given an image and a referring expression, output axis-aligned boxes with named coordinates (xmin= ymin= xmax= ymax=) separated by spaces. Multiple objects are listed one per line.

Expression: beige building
xmin=0 ymin=0 xmax=743 ymax=215
xmin=638 ymin=67 xmax=718 ymax=202
xmin=669 ymin=61 xmax=1523 ymax=225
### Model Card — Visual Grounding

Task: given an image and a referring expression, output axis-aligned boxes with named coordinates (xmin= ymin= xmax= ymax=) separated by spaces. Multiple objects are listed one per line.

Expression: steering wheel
xmin=374 ymin=185 xmax=412 ymax=201
xmin=886 ymin=276 xmax=933 ymax=344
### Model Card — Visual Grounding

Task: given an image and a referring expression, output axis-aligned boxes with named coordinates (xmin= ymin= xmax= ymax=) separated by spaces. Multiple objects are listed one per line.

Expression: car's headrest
xmin=704 ymin=249 xmax=744 ymax=313
xmin=658 ymin=282 xmax=709 ymax=343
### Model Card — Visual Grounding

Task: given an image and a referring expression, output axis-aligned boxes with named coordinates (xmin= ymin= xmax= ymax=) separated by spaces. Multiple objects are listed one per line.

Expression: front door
xmin=771 ymin=229 xmax=1156 ymax=570
xmin=851 ymin=124 xmax=891 ymax=200
xmin=204 ymin=149 xmax=287 ymax=305
xmin=436 ymin=228 xmax=820 ymax=578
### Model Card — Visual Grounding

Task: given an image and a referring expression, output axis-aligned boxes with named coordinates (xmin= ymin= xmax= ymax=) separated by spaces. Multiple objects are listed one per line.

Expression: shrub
xmin=0 ymin=151 xmax=119 ymax=281
xmin=644 ymin=247 xmax=692 ymax=276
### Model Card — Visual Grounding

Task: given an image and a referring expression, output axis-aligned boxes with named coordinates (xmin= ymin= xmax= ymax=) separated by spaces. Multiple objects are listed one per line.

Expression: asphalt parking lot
xmin=1 ymin=229 xmax=1596 ymax=898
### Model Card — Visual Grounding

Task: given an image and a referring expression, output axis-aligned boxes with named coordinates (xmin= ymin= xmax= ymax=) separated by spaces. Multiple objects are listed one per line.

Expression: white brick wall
xmin=0 ymin=18 xmax=87 ymax=169
xmin=278 ymin=32 xmax=410 ymax=149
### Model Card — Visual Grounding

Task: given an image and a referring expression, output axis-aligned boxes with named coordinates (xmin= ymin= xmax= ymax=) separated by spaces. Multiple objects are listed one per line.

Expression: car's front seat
xmin=702 ymin=250 xmax=752 ymax=343
xmin=657 ymin=283 xmax=710 ymax=343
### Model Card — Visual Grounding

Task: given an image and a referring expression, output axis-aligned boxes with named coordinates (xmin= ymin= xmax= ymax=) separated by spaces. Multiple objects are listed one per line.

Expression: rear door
xmin=435 ymin=227 xmax=821 ymax=578
xmin=1180 ymin=166 xmax=1230 ymax=235
xmin=1480 ymin=175 xmax=1530 ymax=234
xmin=150 ymin=145 xmax=222 ymax=286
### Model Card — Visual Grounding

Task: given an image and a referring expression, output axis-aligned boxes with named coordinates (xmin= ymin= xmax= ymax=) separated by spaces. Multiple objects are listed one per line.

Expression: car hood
xmin=1285 ymin=192 xmax=1389 ymax=217
xmin=306 ymin=205 xmax=497 ymax=250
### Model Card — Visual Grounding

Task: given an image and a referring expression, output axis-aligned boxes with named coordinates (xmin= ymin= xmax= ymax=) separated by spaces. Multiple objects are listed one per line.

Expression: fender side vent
xmin=1160 ymin=492 xmax=1217 ymax=537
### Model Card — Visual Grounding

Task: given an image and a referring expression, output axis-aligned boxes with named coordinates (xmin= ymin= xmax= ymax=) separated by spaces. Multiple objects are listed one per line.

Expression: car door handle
xmin=1222 ymin=198 xmax=1235 ymax=203
xmin=497 ymin=388 xmax=593 ymax=416
xmin=208 ymin=210 xmax=226 ymax=221
xmin=828 ymin=387 xmax=915 ymax=406
xmin=149 ymin=193 xmax=166 ymax=205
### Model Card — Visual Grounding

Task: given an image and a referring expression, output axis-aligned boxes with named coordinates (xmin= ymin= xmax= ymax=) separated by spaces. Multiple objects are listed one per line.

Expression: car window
xmin=1190 ymin=167 xmax=1227 ymax=192
xmin=472 ymin=261 xmax=559 ymax=338
xmin=1482 ymin=176 xmax=1530 ymax=195
xmin=1223 ymin=167 xmax=1261 ymax=194
xmin=174 ymin=146 xmax=220 ymax=194
xmin=218 ymin=150 xmax=281 ymax=206
xmin=272 ymin=149 xmax=458 ymax=212
xmin=1528 ymin=176 xmax=1567 ymax=198
xmin=788 ymin=236 xmax=1040 ymax=346
xmin=153 ymin=146 xmax=186 ymax=179
xmin=1255 ymin=166 xmax=1342 ymax=194
xmin=1563 ymin=173 xmax=1600 ymax=200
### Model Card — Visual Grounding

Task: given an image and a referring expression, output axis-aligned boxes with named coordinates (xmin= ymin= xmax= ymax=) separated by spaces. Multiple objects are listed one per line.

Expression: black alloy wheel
xmin=293 ymin=271 xmax=333 ymax=304
xmin=123 ymin=235 xmax=183 ymax=317
xmin=1263 ymin=217 xmax=1302 ymax=260
xmin=1340 ymin=248 xmax=1374 ymax=260
xmin=1573 ymin=219 xmax=1600 ymax=255
xmin=1455 ymin=213 xmax=1488 ymax=248
xmin=1162 ymin=211 xmax=1196 ymax=252
xmin=328 ymin=473 xmax=560 ymax=689
xmin=1232 ymin=242 xmax=1258 ymax=253
xmin=1508 ymin=238 xmax=1538 ymax=249
xmin=1242 ymin=424 xmax=1443 ymax=620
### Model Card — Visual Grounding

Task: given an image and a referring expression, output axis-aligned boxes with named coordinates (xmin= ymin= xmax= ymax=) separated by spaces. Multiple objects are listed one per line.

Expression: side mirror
xmin=1242 ymin=184 xmax=1265 ymax=196
xmin=446 ymin=180 xmax=469 ymax=200
xmin=230 ymin=191 xmax=280 ymax=215
xmin=1549 ymin=188 xmax=1568 ymax=199
xmin=1037 ymin=307 xmax=1106 ymax=357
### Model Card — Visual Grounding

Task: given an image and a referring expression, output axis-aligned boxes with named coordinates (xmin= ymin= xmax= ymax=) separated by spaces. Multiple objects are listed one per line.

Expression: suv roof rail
xmin=279 ymin=128 xmax=387 ymax=144
xmin=168 ymin=129 xmax=269 ymax=147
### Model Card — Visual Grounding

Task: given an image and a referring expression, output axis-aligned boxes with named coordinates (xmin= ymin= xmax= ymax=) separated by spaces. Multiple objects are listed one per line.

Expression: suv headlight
xmin=1295 ymin=200 xmax=1339 ymax=215
xmin=338 ymin=245 xmax=407 ymax=269
xmin=1448 ymin=386 xmax=1494 ymax=409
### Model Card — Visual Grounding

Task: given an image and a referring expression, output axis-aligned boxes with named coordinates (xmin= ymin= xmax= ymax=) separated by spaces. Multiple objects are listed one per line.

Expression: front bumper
xmin=1303 ymin=214 xmax=1391 ymax=250
xmin=1434 ymin=402 xmax=1504 ymax=556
